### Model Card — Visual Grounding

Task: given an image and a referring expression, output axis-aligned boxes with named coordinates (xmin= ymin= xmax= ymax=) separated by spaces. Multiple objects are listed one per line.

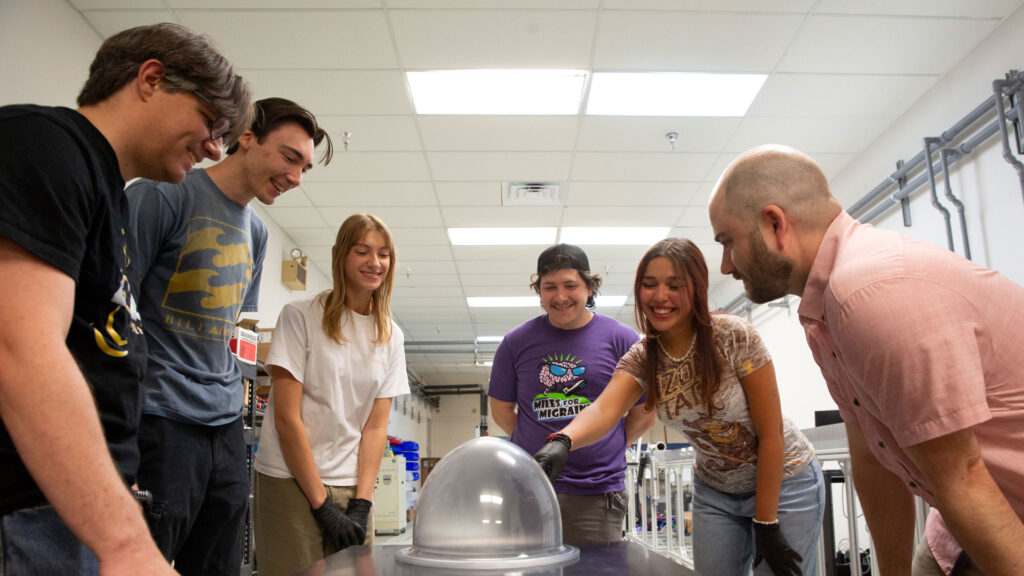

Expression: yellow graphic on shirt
xmin=161 ymin=217 xmax=252 ymax=342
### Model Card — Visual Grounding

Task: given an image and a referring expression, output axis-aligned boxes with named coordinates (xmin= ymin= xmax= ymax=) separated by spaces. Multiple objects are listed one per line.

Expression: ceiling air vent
xmin=501 ymin=182 xmax=567 ymax=206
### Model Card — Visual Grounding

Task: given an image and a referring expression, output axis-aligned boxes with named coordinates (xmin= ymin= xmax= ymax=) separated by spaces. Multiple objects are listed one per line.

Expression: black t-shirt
xmin=0 ymin=105 xmax=147 ymax=516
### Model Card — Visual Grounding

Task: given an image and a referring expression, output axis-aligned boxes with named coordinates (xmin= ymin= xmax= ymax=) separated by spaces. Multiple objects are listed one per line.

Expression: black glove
xmin=346 ymin=498 xmax=373 ymax=536
xmin=533 ymin=432 xmax=571 ymax=484
xmin=311 ymin=494 xmax=368 ymax=550
xmin=753 ymin=521 xmax=803 ymax=576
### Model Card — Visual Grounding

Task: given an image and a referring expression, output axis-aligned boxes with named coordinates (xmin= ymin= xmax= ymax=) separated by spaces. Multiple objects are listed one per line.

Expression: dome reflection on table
xmin=395 ymin=437 xmax=579 ymax=570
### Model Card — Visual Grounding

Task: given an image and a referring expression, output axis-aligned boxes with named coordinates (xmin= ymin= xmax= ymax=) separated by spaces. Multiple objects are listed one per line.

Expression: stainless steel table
xmin=289 ymin=541 xmax=698 ymax=575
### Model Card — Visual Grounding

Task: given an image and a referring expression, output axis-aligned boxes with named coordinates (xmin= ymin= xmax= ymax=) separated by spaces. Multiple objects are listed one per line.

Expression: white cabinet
xmin=373 ymin=454 xmax=407 ymax=534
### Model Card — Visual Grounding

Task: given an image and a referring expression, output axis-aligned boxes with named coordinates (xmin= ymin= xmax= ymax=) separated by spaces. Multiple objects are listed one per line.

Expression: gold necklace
xmin=657 ymin=333 xmax=696 ymax=363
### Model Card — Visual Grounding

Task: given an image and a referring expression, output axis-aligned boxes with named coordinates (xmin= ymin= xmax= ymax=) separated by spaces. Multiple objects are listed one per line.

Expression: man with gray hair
xmin=708 ymin=144 xmax=1024 ymax=576
xmin=0 ymin=23 xmax=250 ymax=574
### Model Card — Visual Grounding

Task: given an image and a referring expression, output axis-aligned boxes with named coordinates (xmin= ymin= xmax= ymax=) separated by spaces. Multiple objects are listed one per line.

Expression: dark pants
xmin=557 ymin=490 xmax=628 ymax=546
xmin=0 ymin=505 xmax=97 ymax=575
xmin=136 ymin=414 xmax=248 ymax=576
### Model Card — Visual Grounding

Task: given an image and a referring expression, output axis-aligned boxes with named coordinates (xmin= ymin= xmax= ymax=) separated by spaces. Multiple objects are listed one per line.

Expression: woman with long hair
xmin=535 ymin=237 xmax=823 ymax=576
xmin=254 ymin=214 xmax=409 ymax=576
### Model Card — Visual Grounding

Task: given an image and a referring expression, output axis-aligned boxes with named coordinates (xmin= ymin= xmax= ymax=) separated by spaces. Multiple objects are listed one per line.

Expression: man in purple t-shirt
xmin=488 ymin=244 xmax=654 ymax=546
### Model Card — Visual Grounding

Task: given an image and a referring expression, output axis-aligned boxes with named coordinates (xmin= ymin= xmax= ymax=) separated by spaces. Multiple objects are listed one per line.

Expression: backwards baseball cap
xmin=537 ymin=243 xmax=590 ymax=276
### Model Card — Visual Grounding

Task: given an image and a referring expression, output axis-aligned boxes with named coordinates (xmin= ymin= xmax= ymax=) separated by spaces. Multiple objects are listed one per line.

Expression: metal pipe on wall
xmin=922 ymin=137 xmax=956 ymax=251
xmin=993 ymin=77 xmax=1024 ymax=202
xmin=939 ymin=148 xmax=972 ymax=260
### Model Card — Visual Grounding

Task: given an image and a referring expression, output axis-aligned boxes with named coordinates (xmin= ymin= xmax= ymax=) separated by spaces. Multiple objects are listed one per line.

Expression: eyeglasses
xmin=191 ymin=90 xmax=231 ymax=142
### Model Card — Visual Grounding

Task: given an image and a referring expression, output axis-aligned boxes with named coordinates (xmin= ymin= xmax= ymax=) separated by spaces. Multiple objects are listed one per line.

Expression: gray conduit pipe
xmin=992 ymin=79 xmax=1024 ymax=203
xmin=858 ymin=107 xmax=1013 ymax=224
xmin=923 ymin=137 xmax=956 ymax=252
xmin=939 ymin=148 xmax=972 ymax=260
xmin=849 ymin=69 xmax=1024 ymax=218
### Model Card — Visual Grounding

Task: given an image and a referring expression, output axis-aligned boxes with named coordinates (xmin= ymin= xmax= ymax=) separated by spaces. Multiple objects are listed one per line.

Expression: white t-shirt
xmin=255 ymin=296 xmax=409 ymax=485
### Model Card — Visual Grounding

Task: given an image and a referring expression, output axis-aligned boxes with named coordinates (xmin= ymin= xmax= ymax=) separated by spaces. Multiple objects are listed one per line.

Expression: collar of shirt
xmin=797 ymin=210 xmax=856 ymax=325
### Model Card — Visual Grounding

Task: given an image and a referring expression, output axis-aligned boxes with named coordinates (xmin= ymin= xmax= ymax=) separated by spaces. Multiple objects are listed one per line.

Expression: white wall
xmin=431 ymin=393 xmax=485 ymax=458
xmin=0 ymin=0 xmax=99 ymax=107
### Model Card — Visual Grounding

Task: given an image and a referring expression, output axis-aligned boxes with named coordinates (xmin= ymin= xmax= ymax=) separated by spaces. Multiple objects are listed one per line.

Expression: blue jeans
xmin=0 ymin=505 xmax=98 ymax=575
xmin=136 ymin=414 xmax=249 ymax=576
xmin=692 ymin=457 xmax=824 ymax=576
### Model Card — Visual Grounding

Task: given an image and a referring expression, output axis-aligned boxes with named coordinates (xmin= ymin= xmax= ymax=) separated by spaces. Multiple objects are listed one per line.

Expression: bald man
xmin=708 ymin=144 xmax=1024 ymax=576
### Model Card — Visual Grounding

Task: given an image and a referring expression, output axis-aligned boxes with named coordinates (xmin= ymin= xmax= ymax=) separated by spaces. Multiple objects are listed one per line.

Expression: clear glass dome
xmin=395 ymin=436 xmax=579 ymax=570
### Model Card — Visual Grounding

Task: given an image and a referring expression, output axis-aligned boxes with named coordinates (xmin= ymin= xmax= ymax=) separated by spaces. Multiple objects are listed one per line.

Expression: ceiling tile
xmin=417 ymin=116 xmax=579 ymax=151
xmin=397 ymin=259 xmax=458 ymax=275
xmin=561 ymin=205 xmax=682 ymax=226
xmin=316 ymin=116 xmax=422 ymax=152
xmin=459 ymin=273 xmax=533 ymax=287
xmin=601 ymin=0 xmax=813 ymax=10
xmin=428 ymin=152 xmax=572 ymax=181
xmin=320 ymin=205 xmax=443 ymax=227
xmin=441 ymin=206 xmax=564 ymax=227
xmin=81 ymin=10 xmax=177 ymax=37
xmin=169 ymin=0 xmax=378 ymax=7
xmin=435 ymin=182 xmax=503 ymax=206
xmin=238 ymin=70 xmax=412 ymax=115
xmin=394 ymin=273 xmax=461 ymax=287
xmin=261 ymin=206 xmax=330 ymax=228
xmin=71 ymin=0 xmax=164 ymax=7
xmin=576 ymin=117 xmax=741 ymax=152
xmin=388 ymin=0 xmax=597 ymax=8
xmin=779 ymin=15 xmax=999 ymax=75
xmin=178 ymin=10 xmax=396 ymax=69
xmin=398 ymin=245 xmax=456 ymax=261
xmin=451 ymin=245 xmax=540 ymax=263
xmin=748 ymin=73 xmax=940 ymax=118
xmin=568 ymin=182 xmax=699 ymax=206
xmin=570 ymin=152 xmax=718 ymax=181
xmin=724 ymin=117 xmax=893 ymax=154
xmin=390 ymin=9 xmax=597 ymax=68
xmin=593 ymin=11 xmax=804 ymax=71
xmin=270 ymin=188 xmax=313 ymax=208
xmin=390 ymin=227 xmax=451 ymax=246
xmin=303 ymin=182 xmax=435 ymax=206
xmin=284 ymin=227 xmax=337 ymax=246
xmin=303 ymin=152 xmax=431 ymax=182
xmin=814 ymin=0 xmax=1020 ymax=18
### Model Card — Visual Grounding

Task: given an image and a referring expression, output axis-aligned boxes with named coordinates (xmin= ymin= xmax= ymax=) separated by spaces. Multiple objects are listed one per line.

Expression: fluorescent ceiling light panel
xmin=476 ymin=336 xmax=504 ymax=343
xmin=408 ymin=70 xmax=587 ymax=115
xmin=595 ymin=295 xmax=628 ymax=307
xmin=467 ymin=297 xmax=538 ymax=308
xmin=560 ymin=227 xmax=670 ymax=245
xmin=586 ymin=72 xmax=767 ymax=116
xmin=448 ymin=227 xmax=556 ymax=246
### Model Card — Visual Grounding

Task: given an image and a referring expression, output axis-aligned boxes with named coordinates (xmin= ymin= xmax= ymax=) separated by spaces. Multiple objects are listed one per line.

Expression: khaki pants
xmin=254 ymin=472 xmax=375 ymax=576
xmin=912 ymin=537 xmax=984 ymax=576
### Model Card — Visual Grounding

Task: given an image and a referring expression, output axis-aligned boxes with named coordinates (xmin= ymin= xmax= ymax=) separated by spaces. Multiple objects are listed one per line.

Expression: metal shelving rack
xmin=238 ymin=359 xmax=258 ymax=576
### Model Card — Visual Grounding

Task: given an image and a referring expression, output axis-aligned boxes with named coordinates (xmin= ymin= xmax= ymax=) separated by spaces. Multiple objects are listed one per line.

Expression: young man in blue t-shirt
xmin=127 ymin=98 xmax=332 ymax=575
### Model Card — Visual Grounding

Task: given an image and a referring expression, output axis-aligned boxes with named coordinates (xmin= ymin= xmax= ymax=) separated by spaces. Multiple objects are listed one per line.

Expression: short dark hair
xmin=77 ymin=23 xmax=252 ymax=145
xmin=529 ymin=244 xmax=602 ymax=308
xmin=226 ymin=98 xmax=333 ymax=165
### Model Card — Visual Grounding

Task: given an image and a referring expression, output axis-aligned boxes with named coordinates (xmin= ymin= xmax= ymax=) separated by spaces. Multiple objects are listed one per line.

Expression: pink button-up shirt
xmin=797 ymin=212 xmax=1024 ymax=573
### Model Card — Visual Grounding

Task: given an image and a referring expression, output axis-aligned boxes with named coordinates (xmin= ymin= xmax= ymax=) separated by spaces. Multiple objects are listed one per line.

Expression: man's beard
xmin=740 ymin=228 xmax=793 ymax=304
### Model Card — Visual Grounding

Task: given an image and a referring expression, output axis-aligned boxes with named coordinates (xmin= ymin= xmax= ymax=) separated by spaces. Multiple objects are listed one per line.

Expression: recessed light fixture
xmin=476 ymin=336 xmax=504 ymax=343
xmin=448 ymin=227 xmax=557 ymax=246
xmin=407 ymin=69 xmax=587 ymax=115
xmin=560 ymin=227 xmax=670 ymax=245
xmin=586 ymin=72 xmax=767 ymax=116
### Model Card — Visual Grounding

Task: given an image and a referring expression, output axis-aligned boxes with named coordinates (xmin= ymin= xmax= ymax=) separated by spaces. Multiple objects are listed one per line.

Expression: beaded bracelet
xmin=753 ymin=518 xmax=779 ymax=526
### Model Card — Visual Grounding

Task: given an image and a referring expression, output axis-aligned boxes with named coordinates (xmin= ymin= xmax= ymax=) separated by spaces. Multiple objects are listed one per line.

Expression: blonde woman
xmin=255 ymin=214 xmax=408 ymax=576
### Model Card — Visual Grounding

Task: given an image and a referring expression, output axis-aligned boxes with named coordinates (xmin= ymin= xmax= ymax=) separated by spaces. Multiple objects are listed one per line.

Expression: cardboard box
xmin=257 ymin=328 xmax=274 ymax=364
xmin=229 ymin=325 xmax=257 ymax=365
